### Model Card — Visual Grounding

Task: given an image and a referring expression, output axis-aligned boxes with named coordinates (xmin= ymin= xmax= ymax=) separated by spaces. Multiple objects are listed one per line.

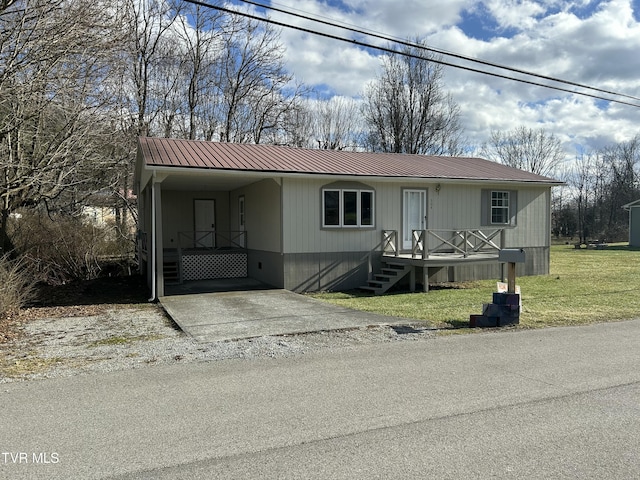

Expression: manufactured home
xmin=134 ymin=137 xmax=561 ymax=298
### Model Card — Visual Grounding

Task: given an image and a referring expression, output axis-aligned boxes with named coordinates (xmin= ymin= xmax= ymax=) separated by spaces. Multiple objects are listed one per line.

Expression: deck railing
xmin=177 ymin=230 xmax=247 ymax=251
xmin=415 ymin=228 xmax=504 ymax=259
xmin=381 ymin=228 xmax=504 ymax=259
xmin=382 ymin=230 xmax=399 ymax=256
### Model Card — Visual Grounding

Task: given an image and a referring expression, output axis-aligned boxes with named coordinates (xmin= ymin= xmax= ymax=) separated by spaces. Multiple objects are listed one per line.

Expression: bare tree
xmin=118 ymin=0 xmax=182 ymax=137
xmin=481 ymin=126 xmax=565 ymax=177
xmin=273 ymin=102 xmax=314 ymax=147
xmin=568 ymin=152 xmax=595 ymax=243
xmin=171 ymin=3 xmax=226 ymax=140
xmin=217 ymin=15 xmax=299 ymax=143
xmin=312 ymin=96 xmax=361 ymax=150
xmin=361 ymin=40 xmax=464 ymax=155
xmin=0 ymin=0 xmax=119 ymax=251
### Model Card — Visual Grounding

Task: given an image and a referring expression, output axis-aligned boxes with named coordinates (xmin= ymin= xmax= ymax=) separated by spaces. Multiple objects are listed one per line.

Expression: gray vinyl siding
xmin=282 ymin=177 xmax=386 ymax=254
xmin=283 ymin=251 xmax=377 ymax=292
xmin=282 ymin=178 xmax=552 ymax=254
xmin=501 ymin=187 xmax=550 ymax=248
xmin=630 ymin=206 xmax=640 ymax=247
xmin=231 ymin=179 xmax=282 ymax=253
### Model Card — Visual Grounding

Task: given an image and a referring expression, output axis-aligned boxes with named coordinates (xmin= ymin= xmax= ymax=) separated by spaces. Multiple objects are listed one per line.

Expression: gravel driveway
xmin=0 ymin=303 xmax=436 ymax=383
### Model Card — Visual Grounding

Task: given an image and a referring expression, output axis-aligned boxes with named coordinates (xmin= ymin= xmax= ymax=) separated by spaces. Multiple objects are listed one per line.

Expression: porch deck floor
xmin=384 ymin=252 xmax=501 ymax=267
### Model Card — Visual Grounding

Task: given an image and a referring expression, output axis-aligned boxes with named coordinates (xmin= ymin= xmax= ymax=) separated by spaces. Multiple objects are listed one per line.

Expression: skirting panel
xmin=183 ymin=253 xmax=247 ymax=280
xmin=283 ymin=251 xmax=376 ymax=292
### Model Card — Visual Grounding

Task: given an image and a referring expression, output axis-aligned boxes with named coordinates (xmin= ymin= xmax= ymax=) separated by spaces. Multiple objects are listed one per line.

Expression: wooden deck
xmin=364 ymin=228 xmax=506 ymax=293
xmin=382 ymin=251 xmax=501 ymax=267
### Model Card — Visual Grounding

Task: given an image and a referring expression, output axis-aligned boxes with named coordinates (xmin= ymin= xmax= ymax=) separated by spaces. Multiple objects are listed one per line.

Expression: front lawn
xmin=310 ymin=244 xmax=640 ymax=329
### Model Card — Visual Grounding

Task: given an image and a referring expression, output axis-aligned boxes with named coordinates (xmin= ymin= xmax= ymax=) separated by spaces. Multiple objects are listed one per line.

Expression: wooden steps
xmin=163 ymin=251 xmax=182 ymax=284
xmin=360 ymin=261 xmax=412 ymax=295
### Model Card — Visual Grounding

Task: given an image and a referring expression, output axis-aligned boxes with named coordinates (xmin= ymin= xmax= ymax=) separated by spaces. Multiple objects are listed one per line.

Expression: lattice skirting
xmin=183 ymin=253 xmax=247 ymax=280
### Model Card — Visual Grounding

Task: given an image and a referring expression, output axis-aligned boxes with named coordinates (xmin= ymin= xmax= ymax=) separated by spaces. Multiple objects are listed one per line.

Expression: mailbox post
xmin=470 ymin=248 xmax=526 ymax=328
xmin=498 ymin=248 xmax=526 ymax=293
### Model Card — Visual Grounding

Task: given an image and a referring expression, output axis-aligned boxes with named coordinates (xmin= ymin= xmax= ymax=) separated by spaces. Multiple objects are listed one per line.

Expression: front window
xmin=491 ymin=191 xmax=510 ymax=224
xmin=323 ymin=189 xmax=375 ymax=228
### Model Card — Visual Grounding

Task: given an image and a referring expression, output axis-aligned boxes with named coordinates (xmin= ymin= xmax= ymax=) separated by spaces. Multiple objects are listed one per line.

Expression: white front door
xmin=403 ymin=189 xmax=427 ymax=250
xmin=194 ymin=199 xmax=215 ymax=248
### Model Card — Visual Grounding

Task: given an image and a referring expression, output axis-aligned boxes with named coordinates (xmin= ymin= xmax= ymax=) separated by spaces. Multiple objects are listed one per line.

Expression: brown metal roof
xmin=138 ymin=137 xmax=561 ymax=184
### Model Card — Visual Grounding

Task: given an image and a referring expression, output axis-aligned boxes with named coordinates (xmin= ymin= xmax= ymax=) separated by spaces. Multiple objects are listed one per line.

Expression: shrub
xmin=0 ymin=255 xmax=35 ymax=320
xmin=8 ymin=211 xmax=134 ymax=285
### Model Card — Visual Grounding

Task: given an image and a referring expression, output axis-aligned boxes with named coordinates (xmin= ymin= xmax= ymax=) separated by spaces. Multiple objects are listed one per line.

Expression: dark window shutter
xmin=481 ymin=190 xmax=489 ymax=226
xmin=509 ymin=190 xmax=518 ymax=226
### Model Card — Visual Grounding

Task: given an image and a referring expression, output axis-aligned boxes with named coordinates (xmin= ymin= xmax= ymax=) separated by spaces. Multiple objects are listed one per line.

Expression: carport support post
xmin=153 ymin=180 xmax=165 ymax=299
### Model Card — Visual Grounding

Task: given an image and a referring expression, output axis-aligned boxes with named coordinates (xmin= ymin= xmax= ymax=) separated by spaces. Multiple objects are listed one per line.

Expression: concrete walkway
xmin=160 ymin=288 xmax=410 ymax=342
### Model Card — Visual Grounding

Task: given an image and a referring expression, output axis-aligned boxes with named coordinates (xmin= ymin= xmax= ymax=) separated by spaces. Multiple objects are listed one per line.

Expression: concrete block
xmin=493 ymin=293 xmax=520 ymax=306
xmin=497 ymin=315 xmax=520 ymax=327
xmin=470 ymin=315 xmax=498 ymax=328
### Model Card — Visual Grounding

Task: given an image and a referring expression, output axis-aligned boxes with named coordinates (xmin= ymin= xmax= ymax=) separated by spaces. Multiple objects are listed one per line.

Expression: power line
xmin=183 ymin=0 xmax=640 ymax=108
xmin=239 ymin=0 xmax=640 ymax=104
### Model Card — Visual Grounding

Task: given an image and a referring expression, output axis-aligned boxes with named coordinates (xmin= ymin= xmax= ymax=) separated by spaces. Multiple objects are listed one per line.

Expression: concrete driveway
xmin=159 ymin=288 xmax=409 ymax=342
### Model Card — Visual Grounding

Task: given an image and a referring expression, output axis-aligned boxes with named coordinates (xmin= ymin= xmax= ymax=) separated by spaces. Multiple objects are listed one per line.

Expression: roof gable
xmin=137 ymin=137 xmax=561 ymax=185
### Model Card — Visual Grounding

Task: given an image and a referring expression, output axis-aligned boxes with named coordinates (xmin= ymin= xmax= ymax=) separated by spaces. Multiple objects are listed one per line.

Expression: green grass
xmin=309 ymin=244 xmax=640 ymax=329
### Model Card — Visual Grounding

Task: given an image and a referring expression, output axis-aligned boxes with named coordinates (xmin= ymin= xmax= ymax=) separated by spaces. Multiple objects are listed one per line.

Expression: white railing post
xmin=464 ymin=230 xmax=469 ymax=258
xmin=424 ymin=230 xmax=428 ymax=259
xmin=382 ymin=230 xmax=399 ymax=256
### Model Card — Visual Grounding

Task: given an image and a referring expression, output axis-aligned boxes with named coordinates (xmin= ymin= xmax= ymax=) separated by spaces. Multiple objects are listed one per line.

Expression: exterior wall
xmin=428 ymin=246 xmax=550 ymax=283
xmin=247 ymin=249 xmax=284 ymax=288
xmin=282 ymin=178 xmax=402 ymax=254
xmin=630 ymin=206 xmax=640 ymax=247
xmin=281 ymin=177 xmax=553 ymax=292
xmin=160 ymin=190 xmax=230 ymax=249
xmin=282 ymin=179 xmax=552 ymax=254
xmin=281 ymin=246 xmax=549 ymax=293
xmin=283 ymin=251 xmax=381 ymax=292
xmin=230 ymin=179 xmax=282 ymax=253
xmin=231 ymin=179 xmax=284 ymax=287
xmin=428 ymin=183 xmax=550 ymax=248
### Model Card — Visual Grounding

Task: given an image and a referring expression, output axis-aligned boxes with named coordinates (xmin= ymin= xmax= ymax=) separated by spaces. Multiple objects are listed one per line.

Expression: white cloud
xmin=482 ymin=0 xmax=547 ymax=30
xmin=254 ymin=0 xmax=640 ymax=160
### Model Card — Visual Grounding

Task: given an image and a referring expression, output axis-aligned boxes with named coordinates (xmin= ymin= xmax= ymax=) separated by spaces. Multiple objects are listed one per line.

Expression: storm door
xmin=402 ymin=189 xmax=427 ymax=250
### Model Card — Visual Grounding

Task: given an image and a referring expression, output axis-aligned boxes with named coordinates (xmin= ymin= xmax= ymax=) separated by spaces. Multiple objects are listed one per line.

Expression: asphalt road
xmin=2 ymin=319 xmax=640 ymax=479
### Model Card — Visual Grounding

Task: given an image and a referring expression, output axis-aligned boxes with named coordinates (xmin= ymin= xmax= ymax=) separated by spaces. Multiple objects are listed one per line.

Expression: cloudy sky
xmin=231 ymin=0 xmax=640 ymax=163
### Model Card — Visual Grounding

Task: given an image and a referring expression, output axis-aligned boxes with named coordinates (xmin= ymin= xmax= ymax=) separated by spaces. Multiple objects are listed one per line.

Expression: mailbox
xmin=499 ymin=248 xmax=525 ymax=264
